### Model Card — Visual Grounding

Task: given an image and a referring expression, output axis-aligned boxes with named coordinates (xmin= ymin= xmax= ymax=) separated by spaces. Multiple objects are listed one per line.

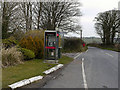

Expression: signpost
xmin=44 ymin=30 xmax=61 ymax=61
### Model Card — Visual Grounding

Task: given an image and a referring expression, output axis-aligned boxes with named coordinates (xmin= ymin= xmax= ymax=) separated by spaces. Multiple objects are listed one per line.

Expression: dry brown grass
xmin=2 ymin=47 xmax=23 ymax=67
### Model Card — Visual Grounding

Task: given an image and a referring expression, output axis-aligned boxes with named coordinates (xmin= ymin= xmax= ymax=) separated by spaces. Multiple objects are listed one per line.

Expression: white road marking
xmin=74 ymin=53 xmax=81 ymax=59
xmin=76 ymin=53 xmax=80 ymax=56
xmin=86 ymin=50 xmax=88 ymax=52
xmin=105 ymin=53 xmax=114 ymax=57
xmin=82 ymin=58 xmax=88 ymax=89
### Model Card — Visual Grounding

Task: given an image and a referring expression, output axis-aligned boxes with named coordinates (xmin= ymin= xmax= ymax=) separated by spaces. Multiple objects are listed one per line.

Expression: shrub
xmin=12 ymin=30 xmax=25 ymax=41
xmin=2 ymin=47 xmax=23 ymax=67
xmin=63 ymin=37 xmax=87 ymax=52
xmin=115 ymin=44 xmax=120 ymax=52
xmin=19 ymin=48 xmax=35 ymax=60
xmin=2 ymin=36 xmax=18 ymax=49
xmin=19 ymin=30 xmax=44 ymax=58
xmin=25 ymin=30 xmax=44 ymax=40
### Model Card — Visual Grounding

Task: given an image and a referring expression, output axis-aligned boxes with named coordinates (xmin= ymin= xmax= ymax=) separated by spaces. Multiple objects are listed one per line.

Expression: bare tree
xmin=32 ymin=2 xmax=42 ymax=30
xmin=0 ymin=2 xmax=2 ymax=39
xmin=2 ymin=2 xmax=19 ymax=39
xmin=94 ymin=10 xmax=120 ymax=45
xmin=19 ymin=2 xmax=33 ymax=32
xmin=110 ymin=10 xmax=120 ymax=44
xmin=33 ymin=2 xmax=81 ymax=32
xmin=1 ymin=2 xmax=81 ymax=39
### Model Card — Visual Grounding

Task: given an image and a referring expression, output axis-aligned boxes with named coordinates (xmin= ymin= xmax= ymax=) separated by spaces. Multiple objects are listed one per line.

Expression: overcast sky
xmin=68 ymin=0 xmax=120 ymax=38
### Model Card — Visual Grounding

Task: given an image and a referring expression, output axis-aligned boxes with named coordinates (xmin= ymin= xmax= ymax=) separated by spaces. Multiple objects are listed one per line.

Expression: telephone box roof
xmin=45 ymin=30 xmax=57 ymax=32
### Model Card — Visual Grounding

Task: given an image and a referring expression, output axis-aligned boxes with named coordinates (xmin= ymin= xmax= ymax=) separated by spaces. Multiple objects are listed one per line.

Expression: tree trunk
xmin=111 ymin=27 xmax=116 ymax=44
xmin=29 ymin=3 xmax=32 ymax=30
xmin=106 ymin=32 xmax=111 ymax=45
xmin=103 ymin=30 xmax=106 ymax=45
xmin=26 ymin=3 xmax=29 ymax=32
xmin=2 ymin=3 xmax=9 ymax=39
xmin=37 ymin=2 xmax=42 ymax=30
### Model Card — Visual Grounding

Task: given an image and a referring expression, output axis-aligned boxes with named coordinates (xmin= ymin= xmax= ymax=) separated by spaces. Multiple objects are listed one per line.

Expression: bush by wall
xmin=2 ymin=47 xmax=23 ymax=67
xmin=12 ymin=30 xmax=25 ymax=41
xmin=2 ymin=36 xmax=18 ymax=49
xmin=19 ymin=30 xmax=44 ymax=58
xmin=62 ymin=37 xmax=87 ymax=53
xmin=19 ymin=48 xmax=35 ymax=60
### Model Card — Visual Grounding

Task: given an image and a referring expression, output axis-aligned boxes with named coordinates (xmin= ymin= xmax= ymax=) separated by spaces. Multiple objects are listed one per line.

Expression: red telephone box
xmin=44 ymin=30 xmax=60 ymax=60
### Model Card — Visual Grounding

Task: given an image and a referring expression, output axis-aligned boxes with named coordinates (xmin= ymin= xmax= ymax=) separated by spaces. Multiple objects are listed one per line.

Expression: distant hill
xmin=83 ymin=37 xmax=102 ymax=44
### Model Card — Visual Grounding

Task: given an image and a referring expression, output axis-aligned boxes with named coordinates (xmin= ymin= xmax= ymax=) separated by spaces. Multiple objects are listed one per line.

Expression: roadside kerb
xmin=43 ymin=64 xmax=64 ymax=74
xmin=8 ymin=76 xmax=43 ymax=89
xmin=8 ymin=64 xmax=64 ymax=89
xmin=21 ymin=53 xmax=78 ymax=88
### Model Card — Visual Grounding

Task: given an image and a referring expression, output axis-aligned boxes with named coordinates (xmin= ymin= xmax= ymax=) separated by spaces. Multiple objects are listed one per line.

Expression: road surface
xmin=43 ymin=47 xmax=118 ymax=88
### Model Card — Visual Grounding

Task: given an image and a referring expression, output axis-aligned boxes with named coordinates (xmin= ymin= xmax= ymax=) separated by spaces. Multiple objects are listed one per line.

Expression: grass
xmin=2 ymin=59 xmax=56 ymax=88
xmin=59 ymin=55 xmax=74 ymax=64
xmin=88 ymin=44 xmax=120 ymax=52
xmin=2 ymin=56 xmax=73 ymax=88
xmin=97 ymin=46 xmax=119 ymax=52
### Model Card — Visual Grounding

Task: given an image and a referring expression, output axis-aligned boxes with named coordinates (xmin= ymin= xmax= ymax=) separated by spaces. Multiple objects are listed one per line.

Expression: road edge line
xmin=86 ymin=50 xmax=88 ymax=52
xmin=74 ymin=53 xmax=81 ymax=59
xmin=105 ymin=53 xmax=114 ymax=57
xmin=82 ymin=58 xmax=88 ymax=89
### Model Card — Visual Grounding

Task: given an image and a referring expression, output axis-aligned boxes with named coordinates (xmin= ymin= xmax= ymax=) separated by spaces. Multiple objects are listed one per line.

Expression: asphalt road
xmin=43 ymin=47 xmax=118 ymax=88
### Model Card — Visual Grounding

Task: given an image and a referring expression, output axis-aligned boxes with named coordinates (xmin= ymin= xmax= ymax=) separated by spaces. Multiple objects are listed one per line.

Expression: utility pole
xmin=80 ymin=30 xmax=82 ymax=39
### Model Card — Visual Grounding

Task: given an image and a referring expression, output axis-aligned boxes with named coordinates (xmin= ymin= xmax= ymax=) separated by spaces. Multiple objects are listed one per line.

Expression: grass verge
xmin=2 ymin=56 xmax=73 ymax=88
xmin=59 ymin=55 xmax=74 ymax=64
xmin=88 ymin=44 xmax=120 ymax=52
xmin=2 ymin=59 xmax=56 ymax=88
xmin=97 ymin=46 xmax=119 ymax=52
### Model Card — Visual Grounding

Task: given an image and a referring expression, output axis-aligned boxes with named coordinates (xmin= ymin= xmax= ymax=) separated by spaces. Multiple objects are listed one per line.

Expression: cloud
xmin=78 ymin=0 xmax=120 ymax=37
xmin=80 ymin=0 xmax=119 ymax=9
